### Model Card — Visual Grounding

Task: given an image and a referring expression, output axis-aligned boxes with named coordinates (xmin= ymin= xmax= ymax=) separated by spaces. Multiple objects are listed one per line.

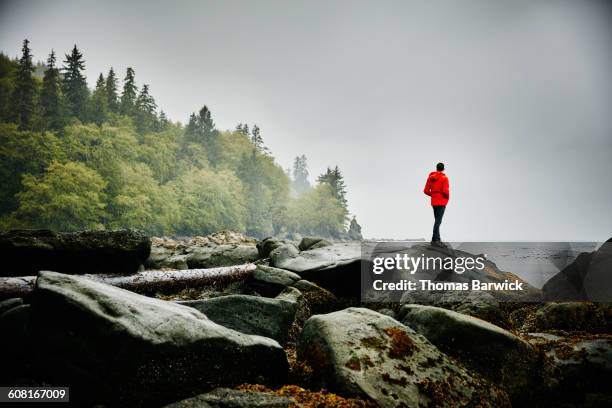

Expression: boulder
xmin=298 ymin=237 xmax=333 ymax=251
xmin=31 ymin=271 xmax=288 ymax=407
xmin=534 ymin=302 xmax=612 ymax=333
xmin=163 ymin=388 xmax=293 ymax=408
xmin=0 ymin=229 xmax=150 ymax=276
xmin=185 ymin=245 xmax=258 ymax=269
xmin=0 ymin=297 xmax=24 ymax=315
xmin=290 ymin=279 xmax=338 ymax=314
xmin=248 ymin=265 xmax=301 ymax=297
xmin=400 ymin=290 xmax=506 ymax=327
xmin=543 ymin=241 xmax=612 ymax=302
xmin=146 ymin=248 xmax=189 ymax=270
xmin=363 ymin=242 xmax=540 ymax=303
xmin=297 ymin=307 xmax=510 ymax=407
xmin=399 ymin=304 xmax=541 ymax=405
xmin=178 ymin=294 xmax=298 ymax=346
xmin=271 ymin=243 xmax=361 ymax=296
xmin=256 ymin=238 xmax=296 ymax=259
xmin=526 ymin=333 xmax=612 ymax=403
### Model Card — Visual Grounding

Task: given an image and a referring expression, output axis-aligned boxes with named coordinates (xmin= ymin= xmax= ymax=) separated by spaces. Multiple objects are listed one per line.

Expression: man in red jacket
xmin=424 ymin=162 xmax=450 ymax=246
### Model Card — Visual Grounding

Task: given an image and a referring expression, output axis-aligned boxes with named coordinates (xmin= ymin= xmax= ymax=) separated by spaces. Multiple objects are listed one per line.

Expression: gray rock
xmin=186 ymin=245 xmax=258 ymax=268
xmin=543 ymin=241 xmax=612 ymax=302
xmin=376 ymin=308 xmax=396 ymax=318
xmin=0 ymin=229 xmax=150 ymax=276
xmin=363 ymin=242 xmax=540 ymax=303
xmin=298 ymin=237 xmax=333 ymax=251
xmin=534 ymin=302 xmax=612 ymax=333
xmin=290 ymin=280 xmax=338 ymax=314
xmin=0 ymin=297 xmax=24 ymax=316
xmin=400 ymin=290 xmax=506 ymax=327
xmin=256 ymin=238 xmax=296 ymax=259
xmin=269 ymin=244 xmax=299 ymax=264
xmin=526 ymin=333 xmax=612 ymax=402
xmin=179 ymin=294 xmax=298 ymax=346
xmin=144 ymin=245 xmax=178 ymax=269
xmin=163 ymin=388 xmax=293 ymax=408
xmin=399 ymin=304 xmax=541 ymax=405
xmin=248 ymin=265 xmax=301 ymax=297
xmin=297 ymin=307 xmax=510 ymax=407
xmin=271 ymin=243 xmax=361 ymax=296
xmin=31 ymin=271 xmax=288 ymax=407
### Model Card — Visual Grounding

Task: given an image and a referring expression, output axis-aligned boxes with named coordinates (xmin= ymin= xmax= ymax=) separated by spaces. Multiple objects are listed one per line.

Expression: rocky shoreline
xmin=0 ymin=230 xmax=611 ymax=407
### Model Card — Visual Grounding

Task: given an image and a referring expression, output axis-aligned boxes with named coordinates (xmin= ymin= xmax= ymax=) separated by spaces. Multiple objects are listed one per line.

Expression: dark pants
xmin=432 ymin=205 xmax=446 ymax=242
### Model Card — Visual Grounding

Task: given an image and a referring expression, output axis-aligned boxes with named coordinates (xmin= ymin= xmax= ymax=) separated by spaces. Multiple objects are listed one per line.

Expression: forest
xmin=0 ymin=39 xmax=362 ymax=239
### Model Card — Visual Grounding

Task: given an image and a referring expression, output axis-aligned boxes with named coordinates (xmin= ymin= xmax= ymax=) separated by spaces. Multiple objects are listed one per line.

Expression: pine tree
xmin=120 ymin=67 xmax=137 ymax=116
xmin=135 ymin=84 xmax=158 ymax=132
xmin=184 ymin=105 xmax=215 ymax=144
xmin=10 ymin=39 xmax=36 ymax=129
xmin=184 ymin=105 xmax=219 ymax=165
xmin=40 ymin=49 xmax=63 ymax=130
xmin=62 ymin=44 xmax=89 ymax=121
xmin=292 ymin=155 xmax=311 ymax=195
xmin=318 ymin=166 xmax=349 ymax=210
xmin=348 ymin=216 xmax=363 ymax=240
xmin=158 ymin=110 xmax=169 ymax=129
xmin=251 ymin=124 xmax=269 ymax=153
xmin=91 ymin=73 xmax=107 ymax=125
xmin=105 ymin=67 xmax=119 ymax=113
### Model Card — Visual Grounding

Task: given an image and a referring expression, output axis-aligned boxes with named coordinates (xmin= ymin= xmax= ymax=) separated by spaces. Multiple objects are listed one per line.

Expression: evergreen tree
xmin=318 ymin=165 xmax=349 ymax=215
xmin=120 ymin=67 xmax=137 ymax=116
xmin=105 ymin=67 xmax=119 ymax=113
xmin=348 ymin=216 xmax=363 ymax=240
xmin=135 ymin=84 xmax=157 ymax=132
xmin=292 ymin=155 xmax=311 ymax=195
xmin=90 ymin=73 xmax=107 ymax=125
xmin=10 ymin=39 xmax=36 ymax=129
xmin=62 ymin=45 xmax=89 ymax=121
xmin=40 ymin=50 xmax=63 ymax=130
xmin=0 ymin=53 xmax=17 ymax=121
xmin=158 ymin=110 xmax=169 ymax=129
xmin=250 ymin=124 xmax=269 ymax=154
xmin=184 ymin=105 xmax=215 ymax=144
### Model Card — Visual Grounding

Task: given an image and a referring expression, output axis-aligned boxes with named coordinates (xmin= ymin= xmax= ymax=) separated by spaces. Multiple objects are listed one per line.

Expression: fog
xmin=1 ymin=0 xmax=611 ymax=241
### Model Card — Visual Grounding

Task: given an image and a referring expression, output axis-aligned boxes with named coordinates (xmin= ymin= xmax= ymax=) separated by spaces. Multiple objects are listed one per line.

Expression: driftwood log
xmin=0 ymin=263 xmax=256 ymax=301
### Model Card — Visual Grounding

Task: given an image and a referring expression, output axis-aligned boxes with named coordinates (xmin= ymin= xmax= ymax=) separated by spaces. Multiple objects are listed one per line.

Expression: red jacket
xmin=424 ymin=171 xmax=450 ymax=206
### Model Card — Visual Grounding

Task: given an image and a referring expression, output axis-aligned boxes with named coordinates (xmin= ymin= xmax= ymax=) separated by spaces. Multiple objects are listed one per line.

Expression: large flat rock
xmin=270 ymin=243 xmax=361 ymax=296
xmin=30 ymin=271 xmax=288 ymax=407
xmin=298 ymin=307 xmax=510 ymax=407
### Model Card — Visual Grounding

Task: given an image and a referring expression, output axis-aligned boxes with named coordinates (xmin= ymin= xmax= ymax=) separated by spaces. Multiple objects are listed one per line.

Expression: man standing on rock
xmin=424 ymin=162 xmax=450 ymax=247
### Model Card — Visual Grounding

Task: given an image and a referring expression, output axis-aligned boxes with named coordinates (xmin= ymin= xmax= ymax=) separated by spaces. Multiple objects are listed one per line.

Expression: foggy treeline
xmin=0 ymin=39 xmax=362 ymax=239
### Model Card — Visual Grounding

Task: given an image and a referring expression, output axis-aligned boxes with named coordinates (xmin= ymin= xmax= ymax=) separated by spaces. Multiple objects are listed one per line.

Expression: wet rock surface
xmin=162 ymin=387 xmax=294 ymax=408
xmin=399 ymin=304 xmax=541 ymax=405
xmin=30 ymin=271 xmax=288 ymax=407
xmin=146 ymin=232 xmax=258 ymax=270
xmin=178 ymin=293 xmax=299 ymax=346
xmin=297 ymin=307 xmax=511 ymax=407
xmin=2 ymin=231 xmax=611 ymax=408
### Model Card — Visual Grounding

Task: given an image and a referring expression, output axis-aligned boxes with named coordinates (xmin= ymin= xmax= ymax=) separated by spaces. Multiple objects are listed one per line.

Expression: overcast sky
xmin=1 ymin=0 xmax=611 ymax=241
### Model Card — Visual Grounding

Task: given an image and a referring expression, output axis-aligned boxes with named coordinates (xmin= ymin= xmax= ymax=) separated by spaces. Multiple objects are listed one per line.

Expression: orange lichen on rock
xmin=383 ymin=326 xmax=417 ymax=359
xmin=236 ymin=384 xmax=378 ymax=408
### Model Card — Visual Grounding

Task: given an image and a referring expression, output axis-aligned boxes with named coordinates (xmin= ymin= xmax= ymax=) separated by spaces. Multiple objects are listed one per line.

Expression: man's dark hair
xmin=436 ymin=162 xmax=445 ymax=171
